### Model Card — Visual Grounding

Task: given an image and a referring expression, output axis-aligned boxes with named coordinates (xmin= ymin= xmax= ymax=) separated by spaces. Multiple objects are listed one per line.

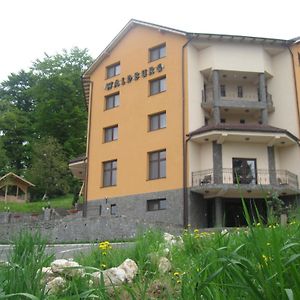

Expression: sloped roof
xmin=0 ymin=172 xmax=35 ymax=187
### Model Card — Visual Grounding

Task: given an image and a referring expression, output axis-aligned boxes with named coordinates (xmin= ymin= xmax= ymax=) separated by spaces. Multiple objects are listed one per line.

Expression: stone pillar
xmin=43 ymin=208 xmax=52 ymax=221
xmin=215 ymin=198 xmax=223 ymax=227
xmin=267 ymin=146 xmax=277 ymax=185
xmin=259 ymin=73 xmax=268 ymax=124
xmin=213 ymin=141 xmax=223 ymax=184
xmin=212 ymin=70 xmax=221 ymax=124
xmin=4 ymin=212 xmax=11 ymax=223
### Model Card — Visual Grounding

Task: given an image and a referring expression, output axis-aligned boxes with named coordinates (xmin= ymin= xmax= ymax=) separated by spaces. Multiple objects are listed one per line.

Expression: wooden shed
xmin=0 ymin=172 xmax=35 ymax=202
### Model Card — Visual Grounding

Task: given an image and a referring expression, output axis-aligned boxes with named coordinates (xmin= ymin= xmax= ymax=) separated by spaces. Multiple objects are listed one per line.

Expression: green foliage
xmin=0 ymin=231 xmax=53 ymax=298
xmin=0 ymin=194 xmax=73 ymax=213
xmin=0 ymin=47 xmax=92 ymax=194
xmin=2 ymin=225 xmax=300 ymax=298
xmin=26 ymin=137 xmax=70 ymax=199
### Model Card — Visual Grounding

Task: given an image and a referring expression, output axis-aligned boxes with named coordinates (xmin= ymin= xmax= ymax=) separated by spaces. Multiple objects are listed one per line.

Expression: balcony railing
xmin=201 ymin=88 xmax=274 ymax=111
xmin=192 ymin=168 xmax=299 ymax=190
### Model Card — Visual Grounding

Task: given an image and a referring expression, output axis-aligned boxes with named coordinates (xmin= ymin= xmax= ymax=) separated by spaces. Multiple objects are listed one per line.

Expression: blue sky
xmin=0 ymin=0 xmax=299 ymax=81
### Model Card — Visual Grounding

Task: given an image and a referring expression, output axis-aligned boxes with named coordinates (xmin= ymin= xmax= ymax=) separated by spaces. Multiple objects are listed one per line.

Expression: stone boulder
xmin=91 ymin=258 xmax=138 ymax=286
xmin=158 ymin=257 xmax=171 ymax=274
xmin=50 ymin=259 xmax=83 ymax=277
xmin=45 ymin=276 xmax=66 ymax=295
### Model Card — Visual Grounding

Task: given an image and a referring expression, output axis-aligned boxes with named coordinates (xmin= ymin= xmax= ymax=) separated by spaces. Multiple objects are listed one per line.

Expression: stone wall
xmin=0 ymin=214 xmax=183 ymax=243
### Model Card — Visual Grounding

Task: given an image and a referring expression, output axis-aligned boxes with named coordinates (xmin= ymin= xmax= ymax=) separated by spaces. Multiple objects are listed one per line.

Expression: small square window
xmin=150 ymin=77 xmax=166 ymax=95
xmin=237 ymin=86 xmax=243 ymax=98
xmin=220 ymin=85 xmax=226 ymax=97
xmin=110 ymin=204 xmax=117 ymax=215
xmin=147 ymin=198 xmax=167 ymax=211
xmin=240 ymin=119 xmax=245 ymax=124
xmin=103 ymin=160 xmax=117 ymax=187
xmin=106 ymin=63 xmax=120 ymax=79
xmin=149 ymin=111 xmax=166 ymax=131
xmin=99 ymin=205 xmax=102 ymax=216
xmin=149 ymin=44 xmax=166 ymax=62
xmin=105 ymin=93 xmax=120 ymax=110
xmin=221 ymin=118 xmax=226 ymax=123
xmin=104 ymin=125 xmax=118 ymax=143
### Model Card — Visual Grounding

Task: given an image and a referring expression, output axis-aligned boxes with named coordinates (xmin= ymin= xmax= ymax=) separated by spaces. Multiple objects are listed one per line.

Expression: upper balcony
xmin=201 ymin=87 xmax=274 ymax=113
xmin=191 ymin=168 xmax=299 ymax=198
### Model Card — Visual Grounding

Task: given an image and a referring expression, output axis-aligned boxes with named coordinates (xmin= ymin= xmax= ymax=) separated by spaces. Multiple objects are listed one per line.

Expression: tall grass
xmin=0 ymin=231 xmax=53 ymax=299
xmin=1 ymin=221 xmax=300 ymax=298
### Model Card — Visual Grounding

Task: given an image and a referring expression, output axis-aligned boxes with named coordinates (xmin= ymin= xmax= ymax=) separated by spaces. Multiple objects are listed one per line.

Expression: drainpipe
xmin=182 ymin=35 xmax=197 ymax=228
xmin=82 ymin=78 xmax=93 ymax=217
xmin=288 ymin=46 xmax=300 ymax=137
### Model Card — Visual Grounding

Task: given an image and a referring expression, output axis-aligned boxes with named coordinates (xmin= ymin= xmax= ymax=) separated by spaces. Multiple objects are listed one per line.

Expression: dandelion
xmin=289 ymin=220 xmax=297 ymax=225
xmin=100 ymin=263 xmax=107 ymax=269
xmin=176 ymin=280 xmax=181 ymax=284
xmin=194 ymin=229 xmax=199 ymax=234
xmin=262 ymin=254 xmax=271 ymax=264
xmin=194 ymin=233 xmax=200 ymax=239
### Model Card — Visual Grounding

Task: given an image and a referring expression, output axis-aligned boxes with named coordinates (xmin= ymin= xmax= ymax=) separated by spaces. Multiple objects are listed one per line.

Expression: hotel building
xmin=70 ymin=20 xmax=300 ymax=228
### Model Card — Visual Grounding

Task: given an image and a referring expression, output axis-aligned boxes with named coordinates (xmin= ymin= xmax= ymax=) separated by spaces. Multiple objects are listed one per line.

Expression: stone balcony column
xmin=212 ymin=70 xmax=221 ymax=124
xmin=259 ymin=73 xmax=268 ymax=124
xmin=215 ymin=198 xmax=223 ymax=227
xmin=268 ymin=146 xmax=277 ymax=185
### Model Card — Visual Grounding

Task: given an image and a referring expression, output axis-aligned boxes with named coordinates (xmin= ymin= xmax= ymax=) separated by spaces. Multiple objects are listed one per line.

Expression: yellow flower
xmin=173 ymin=272 xmax=180 ymax=277
xmin=176 ymin=280 xmax=181 ymax=284
xmin=187 ymin=224 xmax=191 ymax=228
xmin=266 ymin=242 xmax=271 ymax=246
xmin=102 ymin=251 xmax=107 ymax=256
xmin=194 ymin=229 xmax=199 ymax=233
xmin=101 ymin=264 xmax=106 ymax=269
xmin=194 ymin=233 xmax=200 ymax=239
xmin=196 ymin=267 xmax=200 ymax=272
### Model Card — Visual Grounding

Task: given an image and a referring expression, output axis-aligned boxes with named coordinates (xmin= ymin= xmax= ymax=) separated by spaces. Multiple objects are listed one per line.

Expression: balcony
xmin=201 ymin=88 xmax=274 ymax=112
xmin=191 ymin=168 xmax=299 ymax=198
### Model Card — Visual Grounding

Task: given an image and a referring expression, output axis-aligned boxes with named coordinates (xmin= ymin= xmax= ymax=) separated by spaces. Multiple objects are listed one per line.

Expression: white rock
xmin=90 ymin=259 xmax=138 ymax=286
xmin=41 ymin=267 xmax=55 ymax=284
xmin=45 ymin=276 xmax=66 ymax=295
xmin=118 ymin=258 xmax=138 ymax=283
xmin=50 ymin=259 xmax=83 ymax=277
xmin=158 ymin=257 xmax=171 ymax=274
xmin=163 ymin=232 xmax=177 ymax=246
xmin=163 ymin=232 xmax=183 ymax=247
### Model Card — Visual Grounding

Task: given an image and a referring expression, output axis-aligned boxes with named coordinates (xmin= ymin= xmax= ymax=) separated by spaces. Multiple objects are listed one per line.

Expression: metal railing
xmin=192 ymin=168 xmax=299 ymax=189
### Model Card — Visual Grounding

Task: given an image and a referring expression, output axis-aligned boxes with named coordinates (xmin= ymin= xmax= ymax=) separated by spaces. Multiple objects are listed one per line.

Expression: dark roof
xmin=69 ymin=155 xmax=87 ymax=164
xmin=188 ymin=124 xmax=300 ymax=143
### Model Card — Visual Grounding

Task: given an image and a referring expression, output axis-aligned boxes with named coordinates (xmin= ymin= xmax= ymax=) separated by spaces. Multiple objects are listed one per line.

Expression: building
xmin=70 ymin=20 xmax=300 ymax=228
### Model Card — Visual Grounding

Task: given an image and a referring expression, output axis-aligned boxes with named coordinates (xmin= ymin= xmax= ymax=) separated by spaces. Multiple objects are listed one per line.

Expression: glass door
xmin=232 ymin=158 xmax=257 ymax=184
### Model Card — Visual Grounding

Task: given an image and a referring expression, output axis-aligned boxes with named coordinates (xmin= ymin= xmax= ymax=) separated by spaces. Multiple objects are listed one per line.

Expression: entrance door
xmin=232 ymin=158 xmax=257 ymax=184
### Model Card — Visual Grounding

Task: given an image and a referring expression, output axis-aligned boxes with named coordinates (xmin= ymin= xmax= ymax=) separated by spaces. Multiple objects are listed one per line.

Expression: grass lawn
xmin=0 ymin=194 xmax=75 ymax=213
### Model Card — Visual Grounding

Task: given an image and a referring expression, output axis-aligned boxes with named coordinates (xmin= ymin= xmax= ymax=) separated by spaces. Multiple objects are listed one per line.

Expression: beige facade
xmin=71 ymin=20 xmax=300 ymax=227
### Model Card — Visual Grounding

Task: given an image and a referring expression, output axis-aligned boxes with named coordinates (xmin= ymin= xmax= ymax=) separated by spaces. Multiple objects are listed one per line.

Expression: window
xmin=240 ymin=119 xmax=245 ymax=124
xmin=149 ymin=111 xmax=166 ymax=131
xmin=99 ymin=205 xmax=102 ymax=216
xmin=106 ymin=63 xmax=120 ymax=79
xmin=237 ymin=86 xmax=243 ymax=98
xmin=105 ymin=93 xmax=119 ymax=110
xmin=298 ymin=53 xmax=300 ymax=66
xmin=150 ymin=77 xmax=166 ymax=95
xmin=104 ymin=125 xmax=118 ymax=143
xmin=220 ymin=85 xmax=226 ymax=97
xmin=110 ymin=204 xmax=117 ymax=215
xmin=149 ymin=150 xmax=166 ymax=180
xmin=149 ymin=44 xmax=166 ymax=62
xmin=221 ymin=118 xmax=226 ymax=123
xmin=232 ymin=158 xmax=257 ymax=184
xmin=103 ymin=160 xmax=117 ymax=187
xmin=147 ymin=198 xmax=167 ymax=211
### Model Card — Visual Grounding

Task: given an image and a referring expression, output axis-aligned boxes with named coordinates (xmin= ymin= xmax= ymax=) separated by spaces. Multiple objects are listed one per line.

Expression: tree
xmin=31 ymin=47 xmax=92 ymax=158
xmin=0 ymin=137 xmax=9 ymax=177
xmin=27 ymin=137 xmax=70 ymax=199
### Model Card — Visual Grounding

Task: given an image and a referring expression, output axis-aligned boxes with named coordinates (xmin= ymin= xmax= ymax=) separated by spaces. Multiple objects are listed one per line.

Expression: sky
xmin=0 ymin=0 xmax=299 ymax=82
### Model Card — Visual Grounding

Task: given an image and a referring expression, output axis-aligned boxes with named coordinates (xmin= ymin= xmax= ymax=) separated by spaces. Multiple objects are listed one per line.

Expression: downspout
xmin=288 ymin=46 xmax=300 ymax=136
xmin=83 ymin=78 xmax=93 ymax=217
xmin=182 ymin=35 xmax=196 ymax=228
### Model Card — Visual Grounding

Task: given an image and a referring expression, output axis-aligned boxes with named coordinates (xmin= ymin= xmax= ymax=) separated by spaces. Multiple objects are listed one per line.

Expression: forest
xmin=0 ymin=47 xmax=93 ymax=199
